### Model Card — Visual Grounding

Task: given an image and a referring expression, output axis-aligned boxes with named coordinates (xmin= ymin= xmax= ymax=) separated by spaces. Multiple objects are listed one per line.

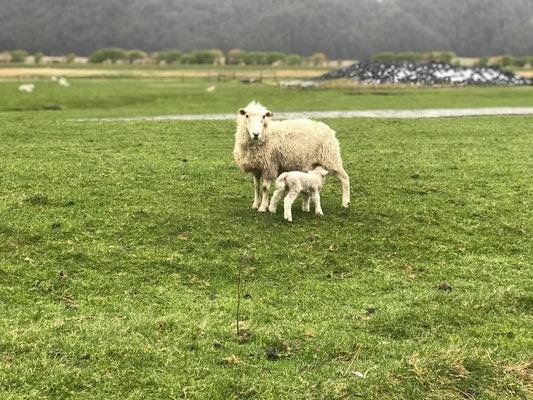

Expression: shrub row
xmin=2 ymin=48 xmax=533 ymax=68
xmin=0 ymin=50 xmax=77 ymax=63
xmin=371 ymin=51 xmax=533 ymax=67
xmin=87 ymin=47 xmax=328 ymax=66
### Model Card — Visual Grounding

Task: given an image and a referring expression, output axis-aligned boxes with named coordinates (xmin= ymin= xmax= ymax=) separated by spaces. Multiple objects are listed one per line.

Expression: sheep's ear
xmin=266 ymin=111 xmax=274 ymax=117
xmin=239 ymin=109 xmax=246 ymax=115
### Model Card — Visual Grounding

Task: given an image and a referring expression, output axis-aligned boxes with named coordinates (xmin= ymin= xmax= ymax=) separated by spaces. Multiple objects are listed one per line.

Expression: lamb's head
xmin=238 ymin=101 xmax=274 ymax=141
xmin=310 ymin=166 xmax=328 ymax=178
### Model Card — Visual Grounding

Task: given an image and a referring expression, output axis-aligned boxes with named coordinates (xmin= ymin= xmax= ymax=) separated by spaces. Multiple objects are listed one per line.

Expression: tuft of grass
xmin=0 ymin=77 xmax=532 ymax=399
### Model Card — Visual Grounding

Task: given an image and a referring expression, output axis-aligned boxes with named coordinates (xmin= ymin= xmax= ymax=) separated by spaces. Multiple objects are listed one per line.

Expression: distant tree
xmin=243 ymin=52 xmax=268 ymax=65
xmin=210 ymin=49 xmax=224 ymax=65
xmin=501 ymin=54 xmax=515 ymax=67
xmin=34 ymin=52 xmax=43 ymax=64
xmin=512 ymin=56 xmax=527 ymax=67
xmin=10 ymin=50 xmax=28 ymax=63
xmin=152 ymin=52 xmax=167 ymax=64
xmin=166 ymin=50 xmax=182 ymax=64
xmin=395 ymin=52 xmax=422 ymax=62
xmin=310 ymin=52 xmax=327 ymax=66
xmin=489 ymin=56 xmax=504 ymax=66
xmin=226 ymin=49 xmax=245 ymax=65
xmin=194 ymin=50 xmax=214 ymax=64
xmin=127 ymin=50 xmax=147 ymax=63
xmin=66 ymin=53 xmax=76 ymax=64
xmin=89 ymin=47 xmax=126 ymax=63
xmin=477 ymin=56 xmax=489 ymax=66
xmin=187 ymin=50 xmax=216 ymax=64
xmin=0 ymin=51 xmax=11 ymax=62
xmin=439 ymin=51 xmax=456 ymax=63
xmin=266 ymin=52 xmax=287 ymax=65
xmin=422 ymin=52 xmax=436 ymax=62
xmin=287 ymin=54 xmax=302 ymax=66
xmin=180 ymin=53 xmax=195 ymax=64
xmin=371 ymin=52 xmax=395 ymax=62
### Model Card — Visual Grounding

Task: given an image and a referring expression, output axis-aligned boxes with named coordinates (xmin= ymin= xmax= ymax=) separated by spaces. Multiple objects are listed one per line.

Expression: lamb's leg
xmin=312 ymin=191 xmax=323 ymax=216
xmin=302 ymin=193 xmax=311 ymax=212
xmin=331 ymin=169 xmax=350 ymax=208
xmin=258 ymin=178 xmax=272 ymax=212
xmin=283 ymin=190 xmax=299 ymax=222
xmin=269 ymin=187 xmax=286 ymax=214
xmin=252 ymin=174 xmax=262 ymax=209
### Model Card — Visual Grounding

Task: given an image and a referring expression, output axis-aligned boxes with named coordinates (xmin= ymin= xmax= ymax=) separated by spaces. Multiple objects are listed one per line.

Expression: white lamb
xmin=268 ymin=166 xmax=328 ymax=222
xmin=19 ymin=84 xmax=34 ymax=92
xmin=233 ymin=101 xmax=350 ymax=212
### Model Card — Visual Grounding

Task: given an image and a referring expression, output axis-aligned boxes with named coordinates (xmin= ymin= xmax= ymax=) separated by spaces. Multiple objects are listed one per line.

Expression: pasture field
xmin=1 ymin=66 xmax=533 ymax=119
xmin=0 ymin=72 xmax=532 ymax=399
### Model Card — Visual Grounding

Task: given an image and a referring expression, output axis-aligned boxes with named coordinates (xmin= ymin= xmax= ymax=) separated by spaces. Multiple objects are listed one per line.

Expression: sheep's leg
xmin=258 ymin=178 xmax=272 ymax=212
xmin=302 ymin=193 xmax=311 ymax=212
xmin=252 ymin=174 xmax=262 ymax=209
xmin=331 ymin=169 xmax=350 ymax=208
xmin=283 ymin=190 xmax=299 ymax=222
xmin=312 ymin=191 xmax=323 ymax=216
xmin=269 ymin=187 xmax=286 ymax=214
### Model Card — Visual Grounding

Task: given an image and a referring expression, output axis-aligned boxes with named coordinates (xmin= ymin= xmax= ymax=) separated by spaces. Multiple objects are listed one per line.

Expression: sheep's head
xmin=238 ymin=101 xmax=274 ymax=141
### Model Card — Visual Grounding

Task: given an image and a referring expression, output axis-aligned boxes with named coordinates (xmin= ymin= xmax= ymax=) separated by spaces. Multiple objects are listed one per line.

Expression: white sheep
xmin=58 ymin=77 xmax=70 ymax=87
xmin=18 ymin=84 xmax=34 ymax=92
xmin=268 ymin=166 xmax=328 ymax=222
xmin=233 ymin=101 xmax=350 ymax=212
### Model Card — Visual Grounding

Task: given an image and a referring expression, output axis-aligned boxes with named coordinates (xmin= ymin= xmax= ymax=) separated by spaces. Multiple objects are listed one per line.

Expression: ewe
xmin=268 ymin=166 xmax=328 ymax=222
xmin=233 ymin=101 xmax=350 ymax=212
xmin=18 ymin=84 xmax=34 ymax=93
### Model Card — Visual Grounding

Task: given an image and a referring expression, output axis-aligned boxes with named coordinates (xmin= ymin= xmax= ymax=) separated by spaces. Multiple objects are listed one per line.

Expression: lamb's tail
xmin=275 ymin=172 xmax=289 ymax=188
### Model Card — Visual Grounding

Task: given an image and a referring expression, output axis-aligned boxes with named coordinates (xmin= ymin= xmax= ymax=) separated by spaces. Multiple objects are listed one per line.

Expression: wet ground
xmin=70 ymin=107 xmax=533 ymax=122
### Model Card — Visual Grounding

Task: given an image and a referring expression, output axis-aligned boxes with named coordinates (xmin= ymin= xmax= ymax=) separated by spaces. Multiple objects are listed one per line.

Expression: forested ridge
xmin=1 ymin=0 xmax=532 ymax=60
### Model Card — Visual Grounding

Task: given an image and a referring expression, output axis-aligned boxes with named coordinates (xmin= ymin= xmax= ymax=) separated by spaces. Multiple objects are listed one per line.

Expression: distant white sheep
xmin=206 ymin=85 xmax=215 ymax=92
xmin=19 ymin=84 xmax=34 ymax=93
xmin=268 ymin=166 xmax=328 ymax=222
xmin=233 ymin=101 xmax=350 ymax=212
xmin=58 ymin=77 xmax=70 ymax=87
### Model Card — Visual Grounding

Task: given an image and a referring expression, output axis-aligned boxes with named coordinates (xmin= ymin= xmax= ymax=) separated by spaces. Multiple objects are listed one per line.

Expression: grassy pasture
xmin=2 ymin=66 xmax=533 ymax=119
xmin=0 ymin=70 xmax=532 ymax=399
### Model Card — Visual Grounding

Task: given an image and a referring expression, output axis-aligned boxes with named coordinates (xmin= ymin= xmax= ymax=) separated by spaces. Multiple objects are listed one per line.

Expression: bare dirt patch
xmin=516 ymin=70 xmax=533 ymax=78
xmin=0 ymin=68 xmax=123 ymax=78
xmin=0 ymin=67 xmax=327 ymax=79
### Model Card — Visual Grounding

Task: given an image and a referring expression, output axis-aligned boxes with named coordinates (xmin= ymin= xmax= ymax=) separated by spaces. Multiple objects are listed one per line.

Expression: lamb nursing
xmin=268 ymin=166 xmax=328 ymax=222
xmin=233 ymin=101 xmax=350 ymax=212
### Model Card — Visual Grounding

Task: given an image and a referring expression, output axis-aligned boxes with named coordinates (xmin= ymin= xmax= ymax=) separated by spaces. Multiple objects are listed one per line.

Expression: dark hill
xmin=1 ymin=0 xmax=532 ymax=60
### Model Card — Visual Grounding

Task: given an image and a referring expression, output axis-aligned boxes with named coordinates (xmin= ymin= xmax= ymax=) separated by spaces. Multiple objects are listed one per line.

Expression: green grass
xmin=1 ymin=74 xmax=533 ymax=119
xmin=0 ymin=72 xmax=532 ymax=399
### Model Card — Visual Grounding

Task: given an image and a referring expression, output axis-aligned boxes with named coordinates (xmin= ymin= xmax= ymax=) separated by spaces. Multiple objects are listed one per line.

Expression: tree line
xmin=87 ymin=48 xmax=329 ymax=66
xmin=3 ymin=47 xmax=532 ymax=69
xmin=371 ymin=52 xmax=533 ymax=68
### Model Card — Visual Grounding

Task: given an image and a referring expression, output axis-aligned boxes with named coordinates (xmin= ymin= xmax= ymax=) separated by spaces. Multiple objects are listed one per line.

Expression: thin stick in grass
xmin=236 ymin=250 xmax=247 ymax=339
